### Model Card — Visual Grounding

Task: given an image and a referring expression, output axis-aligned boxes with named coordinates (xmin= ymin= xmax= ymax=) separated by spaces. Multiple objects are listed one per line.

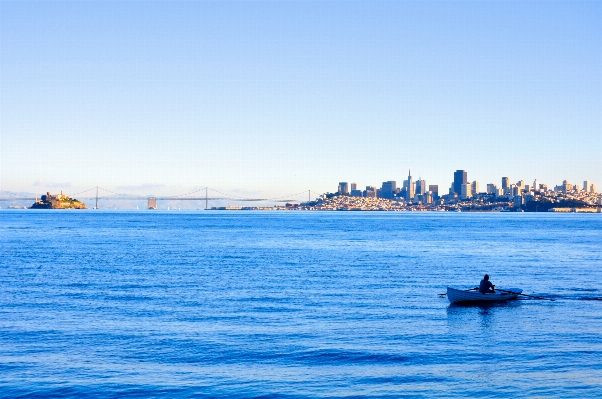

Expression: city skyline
xmin=2 ymin=1 xmax=601 ymax=195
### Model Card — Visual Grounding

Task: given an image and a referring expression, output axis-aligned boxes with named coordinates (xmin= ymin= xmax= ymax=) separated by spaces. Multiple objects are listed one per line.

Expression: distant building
xmin=338 ymin=182 xmax=349 ymax=195
xmin=533 ymin=179 xmax=539 ymax=191
xmin=472 ymin=181 xmax=479 ymax=196
xmin=584 ymin=181 xmax=591 ymax=192
xmin=591 ymin=184 xmax=597 ymax=194
xmin=350 ymin=189 xmax=363 ymax=197
xmin=454 ymin=170 xmax=467 ymax=196
xmin=363 ymin=186 xmax=377 ymax=198
xmin=405 ymin=170 xmax=415 ymax=201
xmin=424 ymin=191 xmax=433 ymax=204
xmin=555 ymin=180 xmax=572 ymax=193
xmin=461 ymin=183 xmax=472 ymax=199
xmin=428 ymin=185 xmax=439 ymax=198
xmin=351 ymin=182 xmax=357 ymax=191
xmin=380 ymin=181 xmax=397 ymax=199
xmin=416 ymin=179 xmax=426 ymax=196
xmin=502 ymin=177 xmax=510 ymax=194
xmin=487 ymin=184 xmax=498 ymax=195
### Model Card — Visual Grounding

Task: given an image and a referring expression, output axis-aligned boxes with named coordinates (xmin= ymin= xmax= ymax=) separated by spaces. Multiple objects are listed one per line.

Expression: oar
xmin=496 ymin=288 xmax=555 ymax=301
xmin=439 ymin=287 xmax=478 ymax=296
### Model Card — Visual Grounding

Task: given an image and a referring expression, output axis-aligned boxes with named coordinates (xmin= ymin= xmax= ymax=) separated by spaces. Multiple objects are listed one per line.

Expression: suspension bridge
xmin=0 ymin=187 xmax=319 ymax=209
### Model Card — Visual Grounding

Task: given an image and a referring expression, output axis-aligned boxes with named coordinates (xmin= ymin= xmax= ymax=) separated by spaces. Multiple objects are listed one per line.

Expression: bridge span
xmin=0 ymin=187 xmax=317 ymax=210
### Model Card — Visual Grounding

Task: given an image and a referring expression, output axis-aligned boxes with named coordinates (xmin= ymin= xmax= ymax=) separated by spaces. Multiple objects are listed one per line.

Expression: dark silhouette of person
xmin=479 ymin=274 xmax=495 ymax=294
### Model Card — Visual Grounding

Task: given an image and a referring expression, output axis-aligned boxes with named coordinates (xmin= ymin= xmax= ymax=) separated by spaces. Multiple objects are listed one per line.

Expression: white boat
xmin=447 ymin=287 xmax=522 ymax=304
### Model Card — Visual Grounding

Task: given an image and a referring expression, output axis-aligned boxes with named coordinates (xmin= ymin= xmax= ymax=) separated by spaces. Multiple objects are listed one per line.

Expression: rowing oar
xmin=496 ymin=288 xmax=555 ymax=301
xmin=439 ymin=287 xmax=478 ymax=296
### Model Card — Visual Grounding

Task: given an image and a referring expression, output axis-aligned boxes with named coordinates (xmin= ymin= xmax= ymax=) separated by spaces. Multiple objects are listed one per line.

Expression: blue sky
xmin=1 ymin=1 xmax=601 ymax=199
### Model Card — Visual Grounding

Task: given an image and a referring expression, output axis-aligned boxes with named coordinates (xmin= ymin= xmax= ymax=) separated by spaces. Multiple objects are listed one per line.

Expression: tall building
xmin=428 ymin=185 xmax=439 ymax=197
xmin=405 ymin=169 xmax=415 ymax=201
xmin=380 ymin=181 xmax=397 ymax=199
xmin=363 ymin=186 xmax=376 ymax=197
xmin=454 ymin=170 xmax=467 ymax=196
xmin=502 ymin=177 xmax=510 ymax=192
xmin=461 ymin=182 xmax=472 ymax=199
xmin=472 ymin=181 xmax=479 ymax=196
xmin=416 ymin=179 xmax=426 ymax=196
xmin=487 ymin=184 xmax=497 ymax=194
xmin=533 ymin=179 xmax=539 ymax=192
xmin=584 ymin=181 xmax=591 ymax=192
xmin=338 ymin=182 xmax=349 ymax=195
xmin=351 ymin=182 xmax=357 ymax=191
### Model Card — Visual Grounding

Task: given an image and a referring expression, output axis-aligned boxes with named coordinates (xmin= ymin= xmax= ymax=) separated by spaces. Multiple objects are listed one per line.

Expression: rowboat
xmin=447 ymin=287 xmax=523 ymax=304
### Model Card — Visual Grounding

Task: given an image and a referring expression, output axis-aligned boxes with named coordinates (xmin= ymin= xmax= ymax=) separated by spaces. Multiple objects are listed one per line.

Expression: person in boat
xmin=479 ymin=274 xmax=495 ymax=294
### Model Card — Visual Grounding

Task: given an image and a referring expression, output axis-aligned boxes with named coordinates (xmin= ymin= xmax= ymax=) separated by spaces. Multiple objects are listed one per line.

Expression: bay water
xmin=1 ymin=211 xmax=601 ymax=398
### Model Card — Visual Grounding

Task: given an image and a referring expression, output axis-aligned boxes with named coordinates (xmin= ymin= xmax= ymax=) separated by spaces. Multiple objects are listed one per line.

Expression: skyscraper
xmin=338 ymin=182 xmax=349 ymax=195
xmin=351 ymin=182 xmax=357 ymax=191
xmin=461 ymin=182 xmax=472 ymax=199
xmin=584 ymin=181 xmax=591 ymax=192
xmin=428 ymin=185 xmax=439 ymax=198
xmin=380 ymin=181 xmax=397 ymax=199
xmin=416 ymin=179 xmax=426 ymax=196
xmin=502 ymin=177 xmax=510 ymax=190
xmin=405 ymin=170 xmax=415 ymax=201
xmin=472 ymin=181 xmax=479 ymax=196
xmin=453 ymin=170 xmax=467 ymax=196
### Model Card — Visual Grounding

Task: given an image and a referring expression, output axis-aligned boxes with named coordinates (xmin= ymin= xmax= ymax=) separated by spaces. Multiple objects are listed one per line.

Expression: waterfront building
xmin=454 ymin=170 xmax=467 ymax=196
xmin=338 ymin=182 xmax=349 ymax=195
xmin=471 ymin=181 xmax=479 ymax=196
xmin=461 ymin=183 xmax=472 ymax=199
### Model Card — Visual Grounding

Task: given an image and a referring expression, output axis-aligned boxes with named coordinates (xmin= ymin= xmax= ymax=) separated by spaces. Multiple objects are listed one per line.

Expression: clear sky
xmin=1 ymin=1 xmax=601 ymax=199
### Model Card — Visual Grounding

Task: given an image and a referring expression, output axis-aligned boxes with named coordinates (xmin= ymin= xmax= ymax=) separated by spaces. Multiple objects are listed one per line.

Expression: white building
xmin=472 ymin=181 xmax=479 ymax=196
xmin=461 ymin=183 xmax=472 ymax=199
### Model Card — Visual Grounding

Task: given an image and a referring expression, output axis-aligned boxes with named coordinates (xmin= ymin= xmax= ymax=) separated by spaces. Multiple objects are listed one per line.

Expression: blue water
xmin=1 ymin=211 xmax=601 ymax=398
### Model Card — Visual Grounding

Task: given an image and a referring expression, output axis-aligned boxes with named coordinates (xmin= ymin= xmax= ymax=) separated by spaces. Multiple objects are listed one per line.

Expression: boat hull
xmin=447 ymin=287 xmax=522 ymax=304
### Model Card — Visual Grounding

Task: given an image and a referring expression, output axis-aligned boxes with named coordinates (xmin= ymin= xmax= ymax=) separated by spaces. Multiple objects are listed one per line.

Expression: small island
xmin=31 ymin=192 xmax=87 ymax=209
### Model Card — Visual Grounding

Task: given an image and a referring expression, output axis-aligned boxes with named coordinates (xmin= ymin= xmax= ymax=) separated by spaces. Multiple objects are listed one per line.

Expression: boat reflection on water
xmin=446 ymin=300 xmax=523 ymax=328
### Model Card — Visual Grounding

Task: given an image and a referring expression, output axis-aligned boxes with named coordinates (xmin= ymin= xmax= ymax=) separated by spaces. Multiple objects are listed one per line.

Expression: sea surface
xmin=1 ymin=211 xmax=601 ymax=398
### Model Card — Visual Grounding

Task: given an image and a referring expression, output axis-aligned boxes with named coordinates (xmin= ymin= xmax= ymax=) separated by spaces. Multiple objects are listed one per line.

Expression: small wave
xmin=291 ymin=348 xmax=410 ymax=365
